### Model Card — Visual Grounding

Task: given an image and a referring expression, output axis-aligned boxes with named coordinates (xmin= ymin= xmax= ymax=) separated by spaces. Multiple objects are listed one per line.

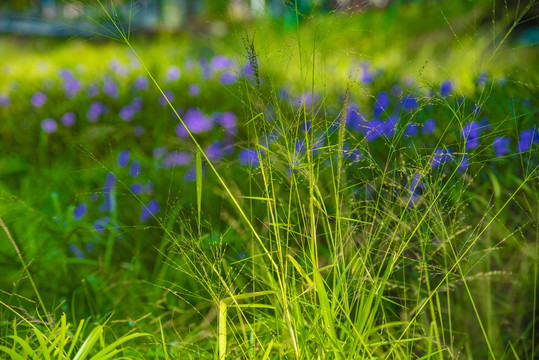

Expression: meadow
xmin=0 ymin=1 xmax=538 ymax=358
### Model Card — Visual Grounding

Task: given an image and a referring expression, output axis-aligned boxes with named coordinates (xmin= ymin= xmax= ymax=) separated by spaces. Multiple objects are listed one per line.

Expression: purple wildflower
xmin=243 ymin=63 xmax=254 ymax=78
xmin=41 ymin=118 xmax=57 ymax=133
xmin=210 ymin=55 xmax=232 ymax=72
xmin=86 ymin=243 xmax=94 ymax=252
xmin=346 ymin=105 xmax=368 ymax=134
xmin=64 ymin=76 xmax=81 ymax=98
xmin=129 ymin=161 xmax=141 ymax=177
xmin=153 ymin=147 xmax=167 ymax=159
xmin=431 ymin=149 xmax=453 ymax=168
xmin=103 ymin=78 xmax=119 ymax=98
xmin=373 ymin=91 xmax=390 ymax=118
xmin=407 ymin=173 xmax=425 ymax=208
xmin=364 ymin=120 xmax=383 ymax=141
xmin=87 ymin=101 xmax=107 ymax=122
xmin=184 ymin=165 xmax=205 ymax=182
xmin=493 ymin=137 xmax=510 ymax=157
xmin=87 ymin=85 xmax=99 ymax=98
xmin=163 ymin=152 xmax=192 ymax=168
xmin=61 ymin=112 xmax=76 ymax=127
xmin=517 ymin=128 xmax=539 ymax=153
xmin=205 ymin=141 xmax=223 ymax=161
xmin=401 ymin=94 xmax=418 ymax=112
xmin=238 ymin=148 xmax=260 ymax=166
xmin=220 ymin=71 xmax=238 ymax=85
xmin=159 ymin=90 xmax=174 ymax=106
xmin=360 ymin=62 xmax=374 ymax=84
xmin=175 ymin=108 xmax=214 ymax=137
xmin=440 ymin=80 xmax=452 ymax=97
xmin=31 ymin=92 xmax=47 ymax=107
xmin=477 ymin=72 xmax=487 ymax=85
xmin=69 ymin=244 xmax=84 ymax=259
xmin=130 ymin=183 xmax=144 ymax=195
xmin=130 ymin=97 xmax=143 ymax=111
xmin=218 ymin=112 xmax=238 ymax=135
xmin=0 ymin=94 xmax=10 ymax=107
xmin=73 ymin=203 xmax=87 ymax=220
xmin=134 ymin=75 xmax=148 ymax=90
xmin=141 ymin=200 xmax=160 ymax=222
xmin=189 ymin=84 xmax=200 ymax=96
xmin=422 ymin=119 xmax=436 ymax=135
xmin=93 ymin=217 xmax=110 ymax=233
xmin=461 ymin=118 xmax=489 ymax=150
xmin=471 ymin=104 xmax=481 ymax=115
xmin=404 ymin=123 xmax=419 ymax=137
xmin=119 ymin=105 xmax=135 ymax=121
xmin=117 ymin=150 xmax=130 ymax=168
xmin=457 ymin=154 xmax=470 ymax=172
xmin=166 ymin=65 xmax=181 ymax=81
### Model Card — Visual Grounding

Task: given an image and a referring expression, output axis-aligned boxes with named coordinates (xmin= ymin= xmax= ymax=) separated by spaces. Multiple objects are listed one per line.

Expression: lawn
xmin=0 ymin=0 xmax=538 ymax=359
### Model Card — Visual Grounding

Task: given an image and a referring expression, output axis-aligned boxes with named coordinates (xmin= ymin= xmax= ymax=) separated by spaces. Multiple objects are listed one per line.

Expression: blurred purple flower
xmin=87 ymin=85 xmax=99 ymax=98
xmin=153 ymin=147 xmax=167 ymax=159
xmin=41 ymin=118 xmax=57 ymax=133
xmin=199 ymin=58 xmax=211 ymax=79
xmin=129 ymin=161 xmax=141 ymax=177
xmin=73 ymin=203 xmax=87 ymax=220
xmin=238 ymin=148 xmax=259 ymax=166
xmin=130 ymin=97 xmax=143 ymax=111
xmin=517 ymin=128 xmax=539 ymax=153
xmin=360 ymin=62 xmax=374 ymax=84
xmin=119 ymin=105 xmax=135 ymax=121
xmin=461 ymin=118 xmax=489 ymax=150
xmin=431 ymin=148 xmax=453 ymax=168
xmin=31 ymin=92 xmax=47 ymax=107
xmin=184 ymin=165 xmax=205 ymax=182
xmin=471 ymin=104 xmax=481 ymax=115
xmin=141 ymin=200 xmax=160 ymax=222
xmin=130 ymin=183 xmax=144 ymax=195
xmin=401 ymin=94 xmax=418 ymax=112
xmin=346 ymin=105 xmax=367 ymax=134
xmin=163 ymin=151 xmax=192 ymax=168
xmin=86 ymin=243 xmax=94 ymax=252
xmin=210 ymin=55 xmax=233 ymax=71
xmin=243 ymin=63 xmax=254 ymax=78
xmin=133 ymin=125 xmax=144 ymax=137
xmin=87 ymin=101 xmax=107 ymax=122
xmin=422 ymin=118 xmax=436 ymax=135
xmin=373 ymin=91 xmax=389 ymax=118
xmin=64 ymin=77 xmax=81 ymax=98
xmin=218 ymin=111 xmax=237 ymax=135
xmin=159 ymin=90 xmax=174 ymax=106
xmin=440 ymin=80 xmax=452 ymax=97
xmin=477 ymin=72 xmax=487 ymax=85
xmin=0 ymin=94 xmax=10 ymax=107
xmin=220 ymin=71 xmax=238 ymax=85
xmin=134 ymin=75 xmax=148 ymax=90
xmin=166 ymin=65 xmax=181 ymax=81
xmin=69 ymin=244 xmax=84 ymax=259
xmin=189 ymin=84 xmax=200 ymax=96
xmin=117 ymin=150 xmax=130 ymax=168
xmin=364 ymin=120 xmax=383 ymax=141
xmin=294 ymin=92 xmax=317 ymax=108
xmin=93 ymin=217 xmax=110 ymax=233
xmin=404 ymin=123 xmax=419 ymax=137
xmin=103 ymin=78 xmax=119 ymax=99
xmin=175 ymin=108 xmax=214 ymax=137
xmin=61 ymin=112 xmax=76 ymax=127
xmin=205 ymin=140 xmax=223 ymax=161
xmin=493 ymin=136 xmax=510 ymax=157
xmin=407 ymin=173 xmax=425 ymax=208
xmin=457 ymin=154 xmax=470 ymax=172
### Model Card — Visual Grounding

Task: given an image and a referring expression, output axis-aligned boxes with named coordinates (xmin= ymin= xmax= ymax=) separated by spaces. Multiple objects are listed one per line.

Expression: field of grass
xmin=0 ymin=0 xmax=538 ymax=358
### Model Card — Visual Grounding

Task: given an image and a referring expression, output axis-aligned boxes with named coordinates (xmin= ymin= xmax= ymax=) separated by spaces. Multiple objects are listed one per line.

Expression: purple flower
xmin=130 ymin=183 xmax=144 ymax=195
xmin=457 ymin=154 xmax=470 ymax=172
xmin=175 ymin=108 xmax=214 ymax=137
xmin=431 ymin=148 xmax=453 ymax=169
xmin=205 ymin=141 xmax=223 ymax=161
xmin=477 ymin=72 xmax=487 ymax=85
xmin=73 ymin=203 xmax=87 ymax=220
xmin=153 ymin=147 xmax=167 ymax=159
xmin=129 ymin=161 xmax=141 ymax=177
xmin=145 ymin=181 xmax=153 ymax=194
xmin=407 ymin=173 xmax=425 ymax=208
xmin=199 ymin=58 xmax=211 ymax=79
xmin=243 ymin=63 xmax=254 ymax=78
xmin=166 ymin=65 xmax=181 ymax=81
xmin=99 ymin=172 xmax=116 ymax=212
xmin=373 ymin=91 xmax=389 ymax=118
xmin=493 ymin=137 xmax=510 ymax=157
xmin=210 ymin=55 xmax=232 ymax=71
xmin=130 ymin=97 xmax=143 ymax=111
xmin=31 ymin=92 xmax=47 ymax=107
xmin=61 ymin=112 xmax=76 ymax=127
xmin=0 ymin=94 xmax=10 ymax=107
xmin=294 ymin=92 xmax=317 ymax=108
xmin=163 ymin=151 xmax=192 ymax=168
xmin=87 ymin=85 xmax=99 ymax=98
xmin=189 ymin=84 xmax=200 ymax=96
xmin=238 ymin=148 xmax=260 ymax=166
xmin=404 ymin=123 xmax=419 ymax=137
xmin=93 ymin=217 xmax=110 ymax=233
xmin=141 ymin=200 xmax=160 ymax=222
xmin=117 ymin=150 xmax=130 ymax=168
xmin=346 ymin=105 xmax=368 ymax=134
xmin=87 ymin=101 xmax=107 ymax=122
xmin=364 ymin=120 xmax=383 ymax=141
xmin=360 ymin=62 xmax=374 ymax=84
xmin=103 ymin=78 xmax=119 ymax=98
xmin=471 ymin=104 xmax=481 ymax=115
xmin=218 ymin=111 xmax=237 ymax=135
xmin=422 ymin=118 xmax=436 ymax=135
xmin=69 ymin=244 xmax=84 ymax=259
xmin=220 ymin=71 xmax=238 ymax=85
xmin=134 ymin=75 xmax=148 ymax=90
xmin=517 ymin=128 xmax=539 ymax=153
xmin=381 ymin=116 xmax=398 ymax=137
xmin=401 ymin=94 xmax=418 ymax=112
xmin=440 ymin=80 xmax=452 ymax=97
xmin=64 ymin=77 xmax=81 ymax=98
xmin=86 ymin=243 xmax=94 ymax=252
xmin=461 ymin=118 xmax=489 ymax=150
xmin=184 ymin=165 xmax=205 ymax=182
xmin=41 ymin=118 xmax=57 ymax=133
xmin=159 ymin=91 xmax=174 ymax=106
xmin=119 ymin=105 xmax=135 ymax=121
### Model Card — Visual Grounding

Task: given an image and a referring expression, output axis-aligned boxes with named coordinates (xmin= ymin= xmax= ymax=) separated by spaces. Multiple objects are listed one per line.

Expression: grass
xmin=0 ymin=0 xmax=538 ymax=358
